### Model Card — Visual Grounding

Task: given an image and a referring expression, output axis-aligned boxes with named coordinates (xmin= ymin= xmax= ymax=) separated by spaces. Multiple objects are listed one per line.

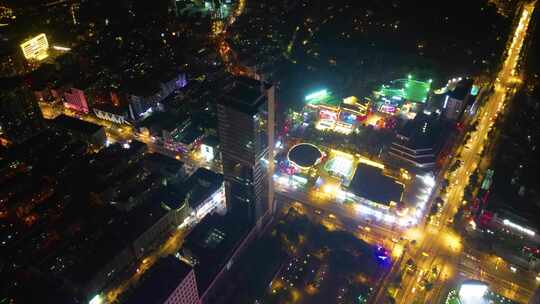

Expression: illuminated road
xmin=457 ymin=248 xmax=538 ymax=301
xmin=104 ymin=227 xmax=191 ymax=303
xmin=382 ymin=3 xmax=537 ymax=304
xmin=276 ymin=186 xmax=400 ymax=241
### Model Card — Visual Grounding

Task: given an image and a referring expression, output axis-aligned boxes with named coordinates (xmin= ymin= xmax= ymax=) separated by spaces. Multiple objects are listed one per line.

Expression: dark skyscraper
xmin=217 ymin=76 xmax=275 ymax=229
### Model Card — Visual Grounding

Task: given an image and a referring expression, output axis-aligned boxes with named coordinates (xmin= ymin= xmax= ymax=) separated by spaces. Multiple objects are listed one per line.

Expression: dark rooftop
xmin=138 ymin=111 xmax=189 ymax=133
xmin=93 ymin=104 xmax=128 ymax=115
xmin=487 ymin=173 xmax=540 ymax=229
xmin=448 ymin=79 xmax=474 ymax=101
xmin=182 ymin=211 xmax=250 ymax=294
xmin=202 ymin=135 xmax=219 ymax=147
xmin=125 ymin=256 xmax=194 ymax=304
xmin=122 ymin=77 xmax=160 ymax=97
xmin=288 ymin=143 xmax=323 ymax=168
xmin=114 ymin=200 xmax=170 ymax=242
xmin=142 ymin=153 xmax=184 ymax=172
xmin=348 ymin=163 xmax=404 ymax=205
xmin=182 ymin=168 xmax=223 ymax=210
xmin=219 ymin=76 xmax=266 ymax=115
xmin=396 ymin=113 xmax=444 ymax=150
xmin=179 ymin=126 xmax=204 ymax=146
xmin=51 ymin=115 xmax=103 ymax=135
xmin=152 ymin=187 xmax=185 ymax=210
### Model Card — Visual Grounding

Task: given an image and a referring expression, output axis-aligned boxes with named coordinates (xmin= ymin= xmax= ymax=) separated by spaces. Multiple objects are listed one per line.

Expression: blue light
xmin=374 ymin=246 xmax=391 ymax=265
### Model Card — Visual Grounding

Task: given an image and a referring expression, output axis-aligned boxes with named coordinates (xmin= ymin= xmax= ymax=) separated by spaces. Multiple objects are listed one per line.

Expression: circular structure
xmin=287 ymin=143 xmax=323 ymax=169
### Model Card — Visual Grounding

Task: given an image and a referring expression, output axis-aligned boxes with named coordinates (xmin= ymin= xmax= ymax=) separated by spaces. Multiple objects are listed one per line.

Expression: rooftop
xmin=202 ymin=135 xmax=220 ymax=147
xmin=287 ymin=143 xmax=323 ymax=168
xmin=114 ymin=199 xmax=170 ymax=242
xmin=179 ymin=126 xmax=204 ymax=145
xmin=448 ymin=79 xmax=474 ymax=101
xmin=378 ymin=78 xmax=431 ymax=103
xmin=219 ymin=76 xmax=266 ymax=115
xmin=395 ymin=113 xmax=444 ymax=150
xmin=138 ymin=111 xmax=189 ymax=133
xmin=182 ymin=211 xmax=250 ymax=294
xmin=122 ymin=77 xmax=161 ymax=97
xmin=50 ymin=115 xmax=103 ymax=135
xmin=93 ymin=103 xmax=128 ymax=115
xmin=181 ymin=168 xmax=223 ymax=210
xmin=125 ymin=256 xmax=194 ymax=304
xmin=348 ymin=163 xmax=404 ymax=205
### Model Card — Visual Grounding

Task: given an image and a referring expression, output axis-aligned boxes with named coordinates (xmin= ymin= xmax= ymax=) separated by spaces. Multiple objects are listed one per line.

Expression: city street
xmin=379 ymin=2 xmax=538 ymax=303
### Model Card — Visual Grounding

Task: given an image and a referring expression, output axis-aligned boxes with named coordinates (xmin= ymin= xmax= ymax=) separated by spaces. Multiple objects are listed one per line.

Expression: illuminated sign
xmin=305 ymin=89 xmax=328 ymax=101
xmin=315 ymin=119 xmax=335 ymax=131
xmin=458 ymin=281 xmax=489 ymax=304
xmin=339 ymin=112 xmax=357 ymax=124
xmin=443 ymin=95 xmax=449 ymax=109
xmin=319 ymin=109 xmax=338 ymax=121
xmin=503 ymin=219 xmax=535 ymax=236
xmin=379 ymin=104 xmax=396 ymax=114
xmin=200 ymin=144 xmax=215 ymax=161
xmin=52 ymin=45 xmax=71 ymax=51
xmin=480 ymin=169 xmax=494 ymax=190
xmin=343 ymin=96 xmax=358 ymax=105
xmin=334 ymin=123 xmax=354 ymax=135
xmin=470 ymin=85 xmax=480 ymax=96
xmin=89 ymin=295 xmax=103 ymax=304
xmin=20 ymin=33 xmax=49 ymax=61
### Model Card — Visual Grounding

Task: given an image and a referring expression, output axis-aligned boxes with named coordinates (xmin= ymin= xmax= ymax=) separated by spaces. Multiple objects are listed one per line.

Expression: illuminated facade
xmin=63 ymin=88 xmax=89 ymax=114
xmin=20 ymin=33 xmax=49 ymax=61
xmin=93 ymin=106 xmax=129 ymax=124
xmin=311 ymin=96 xmax=369 ymax=134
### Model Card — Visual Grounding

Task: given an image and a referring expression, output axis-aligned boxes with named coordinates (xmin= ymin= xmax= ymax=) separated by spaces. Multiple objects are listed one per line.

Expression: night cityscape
xmin=1 ymin=0 xmax=540 ymax=303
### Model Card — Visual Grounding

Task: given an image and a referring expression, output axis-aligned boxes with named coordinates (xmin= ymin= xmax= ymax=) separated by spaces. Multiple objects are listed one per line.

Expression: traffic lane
xmin=458 ymin=262 xmax=533 ymax=302
xmin=276 ymin=188 xmax=399 ymax=238
xmin=396 ymin=3 xmax=536 ymax=303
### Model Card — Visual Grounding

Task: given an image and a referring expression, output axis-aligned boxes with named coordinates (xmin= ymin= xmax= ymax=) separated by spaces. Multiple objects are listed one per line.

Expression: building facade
xmin=93 ymin=105 xmax=129 ymax=124
xmin=63 ymin=88 xmax=89 ymax=114
xmin=163 ymin=267 xmax=200 ymax=304
xmin=217 ymin=77 xmax=275 ymax=228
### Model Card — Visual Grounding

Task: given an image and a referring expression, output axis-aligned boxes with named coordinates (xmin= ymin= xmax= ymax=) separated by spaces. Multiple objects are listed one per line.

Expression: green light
xmin=305 ymin=89 xmax=329 ymax=101
xmin=408 ymin=74 xmax=412 ymax=79
xmin=378 ymin=78 xmax=431 ymax=103
xmin=89 ymin=295 xmax=103 ymax=304
xmin=471 ymin=85 xmax=480 ymax=96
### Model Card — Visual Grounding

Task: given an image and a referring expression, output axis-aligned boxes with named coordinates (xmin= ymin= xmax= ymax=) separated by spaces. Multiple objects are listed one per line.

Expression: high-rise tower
xmin=217 ymin=76 xmax=275 ymax=229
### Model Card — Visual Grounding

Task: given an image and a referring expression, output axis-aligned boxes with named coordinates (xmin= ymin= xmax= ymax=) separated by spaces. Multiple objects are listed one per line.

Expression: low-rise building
xmin=93 ymin=104 xmax=130 ymax=125
xmin=126 ymin=256 xmax=200 ymax=304
xmin=50 ymin=115 xmax=106 ymax=148
xmin=346 ymin=163 xmax=404 ymax=210
xmin=180 ymin=211 xmax=251 ymax=303
xmin=182 ymin=168 xmax=225 ymax=222
xmin=63 ymin=88 xmax=90 ymax=114
xmin=388 ymin=113 xmax=448 ymax=170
